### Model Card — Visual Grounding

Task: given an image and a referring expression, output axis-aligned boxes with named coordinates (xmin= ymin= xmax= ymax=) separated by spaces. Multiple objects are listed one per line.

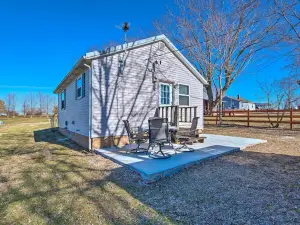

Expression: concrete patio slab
xmin=95 ymin=134 xmax=266 ymax=182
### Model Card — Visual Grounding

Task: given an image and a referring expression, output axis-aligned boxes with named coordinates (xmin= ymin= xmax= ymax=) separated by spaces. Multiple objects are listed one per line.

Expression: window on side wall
xmin=76 ymin=73 xmax=86 ymax=99
xmin=61 ymin=90 xmax=66 ymax=110
xmin=160 ymin=83 xmax=172 ymax=105
xmin=179 ymin=84 xmax=189 ymax=106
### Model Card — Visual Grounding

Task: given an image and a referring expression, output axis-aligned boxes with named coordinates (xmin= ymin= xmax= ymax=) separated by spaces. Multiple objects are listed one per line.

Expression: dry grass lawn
xmin=0 ymin=118 xmax=172 ymax=224
xmin=0 ymin=118 xmax=299 ymax=224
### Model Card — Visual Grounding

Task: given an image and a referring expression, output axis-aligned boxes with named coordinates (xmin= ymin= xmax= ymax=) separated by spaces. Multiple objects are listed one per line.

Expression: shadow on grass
xmin=33 ymin=128 xmax=91 ymax=154
xmin=1 ymin=126 xmax=300 ymax=224
xmin=1 ymin=127 xmax=173 ymax=224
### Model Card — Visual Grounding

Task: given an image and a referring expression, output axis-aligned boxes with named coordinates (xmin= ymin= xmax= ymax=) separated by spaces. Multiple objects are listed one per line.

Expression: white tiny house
xmin=54 ymin=35 xmax=207 ymax=149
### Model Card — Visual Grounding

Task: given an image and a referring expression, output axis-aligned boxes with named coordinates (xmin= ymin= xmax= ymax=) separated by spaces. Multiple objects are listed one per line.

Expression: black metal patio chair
xmin=148 ymin=117 xmax=174 ymax=159
xmin=123 ymin=120 xmax=148 ymax=153
xmin=175 ymin=117 xmax=206 ymax=152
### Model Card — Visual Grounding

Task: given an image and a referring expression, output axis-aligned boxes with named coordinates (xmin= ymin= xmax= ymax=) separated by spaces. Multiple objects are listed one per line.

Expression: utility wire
xmin=253 ymin=47 xmax=297 ymax=74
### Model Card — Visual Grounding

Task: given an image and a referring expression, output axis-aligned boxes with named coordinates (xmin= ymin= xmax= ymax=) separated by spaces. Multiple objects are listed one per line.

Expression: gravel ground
xmin=118 ymin=125 xmax=300 ymax=224
xmin=1 ymin=120 xmax=299 ymax=224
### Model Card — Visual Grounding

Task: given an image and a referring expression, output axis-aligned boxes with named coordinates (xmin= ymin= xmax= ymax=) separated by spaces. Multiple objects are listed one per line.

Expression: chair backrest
xmin=123 ymin=120 xmax=134 ymax=140
xmin=148 ymin=117 xmax=169 ymax=144
xmin=190 ymin=117 xmax=199 ymax=136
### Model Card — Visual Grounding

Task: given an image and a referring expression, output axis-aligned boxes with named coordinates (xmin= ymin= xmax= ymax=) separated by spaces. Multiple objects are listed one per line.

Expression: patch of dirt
xmin=123 ymin=126 xmax=300 ymax=224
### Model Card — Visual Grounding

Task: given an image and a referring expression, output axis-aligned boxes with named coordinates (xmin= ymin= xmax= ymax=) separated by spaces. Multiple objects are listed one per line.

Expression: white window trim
xmin=178 ymin=83 xmax=190 ymax=106
xmin=76 ymin=75 xmax=83 ymax=99
xmin=159 ymin=82 xmax=172 ymax=106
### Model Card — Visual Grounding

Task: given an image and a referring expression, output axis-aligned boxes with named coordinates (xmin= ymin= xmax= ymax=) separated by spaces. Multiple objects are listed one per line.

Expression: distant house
xmin=54 ymin=35 xmax=207 ymax=149
xmin=223 ymin=95 xmax=256 ymax=110
xmin=255 ymin=103 xmax=271 ymax=110
xmin=203 ymin=88 xmax=209 ymax=113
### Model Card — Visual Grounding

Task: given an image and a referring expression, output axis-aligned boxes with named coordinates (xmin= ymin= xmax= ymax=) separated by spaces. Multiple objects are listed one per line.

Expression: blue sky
xmin=0 ymin=0 xmax=291 ymax=111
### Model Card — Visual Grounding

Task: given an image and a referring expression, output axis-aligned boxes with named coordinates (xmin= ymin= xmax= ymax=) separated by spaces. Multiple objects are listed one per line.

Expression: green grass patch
xmin=0 ymin=116 xmax=49 ymax=125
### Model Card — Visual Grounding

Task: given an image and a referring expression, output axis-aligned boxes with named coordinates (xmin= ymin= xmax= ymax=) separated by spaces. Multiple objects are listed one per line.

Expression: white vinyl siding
xmin=91 ymin=41 xmax=204 ymax=137
xmin=58 ymin=69 xmax=89 ymax=136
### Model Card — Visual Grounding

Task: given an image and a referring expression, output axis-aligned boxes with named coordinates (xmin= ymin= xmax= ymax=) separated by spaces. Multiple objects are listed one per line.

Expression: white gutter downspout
xmin=83 ymin=63 xmax=92 ymax=151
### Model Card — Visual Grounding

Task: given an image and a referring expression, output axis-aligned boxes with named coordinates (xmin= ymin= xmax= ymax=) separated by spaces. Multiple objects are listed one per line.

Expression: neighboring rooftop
xmin=224 ymin=95 xmax=254 ymax=103
xmin=255 ymin=103 xmax=270 ymax=106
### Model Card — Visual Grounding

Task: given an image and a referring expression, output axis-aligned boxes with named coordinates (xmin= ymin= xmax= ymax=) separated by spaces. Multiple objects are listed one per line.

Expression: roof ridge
xmin=54 ymin=34 xmax=208 ymax=93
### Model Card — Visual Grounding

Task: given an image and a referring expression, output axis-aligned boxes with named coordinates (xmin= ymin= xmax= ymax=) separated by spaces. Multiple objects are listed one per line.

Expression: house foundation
xmin=58 ymin=128 xmax=129 ymax=149
xmin=59 ymin=128 xmax=89 ymax=149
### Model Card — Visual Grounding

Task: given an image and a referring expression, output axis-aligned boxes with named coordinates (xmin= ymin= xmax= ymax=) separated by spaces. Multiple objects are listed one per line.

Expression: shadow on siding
xmin=91 ymin=44 xmax=160 ymax=145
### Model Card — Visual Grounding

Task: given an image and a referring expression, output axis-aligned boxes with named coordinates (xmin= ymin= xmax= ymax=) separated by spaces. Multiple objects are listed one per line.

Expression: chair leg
xmin=169 ymin=142 xmax=177 ymax=154
xmin=128 ymin=141 xmax=148 ymax=153
xmin=175 ymin=142 xmax=195 ymax=152
xmin=148 ymin=143 xmax=171 ymax=159
xmin=158 ymin=144 xmax=165 ymax=156
xmin=147 ymin=144 xmax=154 ymax=155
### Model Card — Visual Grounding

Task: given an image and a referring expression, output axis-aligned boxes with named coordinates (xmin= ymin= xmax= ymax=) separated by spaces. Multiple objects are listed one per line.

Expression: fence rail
xmin=157 ymin=105 xmax=198 ymax=127
xmin=205 ymin=109 xmax=300 ymax=130
xmin=157 ymin=106 xmax=179 ymax=126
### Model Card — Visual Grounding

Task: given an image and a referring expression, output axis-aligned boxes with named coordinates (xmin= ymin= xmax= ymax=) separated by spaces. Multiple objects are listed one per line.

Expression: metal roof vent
xmin=158 ymin=42 xmax=166 ymax=51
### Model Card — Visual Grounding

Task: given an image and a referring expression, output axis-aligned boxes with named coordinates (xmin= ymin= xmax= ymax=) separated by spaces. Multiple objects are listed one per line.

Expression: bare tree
xmin=0 ymin=100 xmax=6 ymax=116
xmin=6 ymin=95 xmax=11 ymax=117
xmin=52 ymin=96 xmax=58 ymax=115
xmin=44 ymin=94 xmax=54 ymax=117
xmin=258 ymin=80 xmax=285 ymax=127
xmin=273 ymin=0 xmax=300 ymax=76
xmin=37 ymin=92 xmax=45 ymax=116
xmin=155 ymin=0 xmax=282 ymax=118
xmin=6 ymin=93 xmax=16 ymax=118
xmin=258 ymin=74 xmax=299 ymax=127
xmin=52 ymin=105 xmax=58 ymax=115
xmin=273 ymin=0 xmax=300 ymax=43
xmin=22 ymin=97 xmax=29 ymax=117
xmin=280 ymin=74 xmax=300 ymax=108
xmin=29 ymin=92 xmax=36 ymax=118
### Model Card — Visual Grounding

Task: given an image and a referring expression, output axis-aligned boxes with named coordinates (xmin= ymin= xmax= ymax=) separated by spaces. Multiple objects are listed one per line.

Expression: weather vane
xmin=115 ymin=22 xmax=130 ymax=43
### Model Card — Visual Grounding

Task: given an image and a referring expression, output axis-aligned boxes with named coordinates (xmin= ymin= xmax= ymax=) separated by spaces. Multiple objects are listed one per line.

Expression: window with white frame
xmin=76 ymin=76 xmax=82 ymax=98
xmin=160 ymin=83 xmax=172 ymax=105
xmin=76 ymin=73 xmax=85 ymax=99
xmin=179 ymin=84 xmax=189 ymax=106
xmin=61 ymin=89 xmax=66 ymax=110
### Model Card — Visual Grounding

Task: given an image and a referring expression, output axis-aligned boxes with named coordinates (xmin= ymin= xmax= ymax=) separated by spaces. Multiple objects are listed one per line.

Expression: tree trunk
xmin=218 ymin=75 xmax=223 ymax=125
xmin=205 ymin=85 xmax=214 ymax=114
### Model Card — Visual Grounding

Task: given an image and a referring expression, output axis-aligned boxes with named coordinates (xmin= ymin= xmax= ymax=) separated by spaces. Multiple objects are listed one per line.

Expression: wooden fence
xmin=205 ymin=109 xmax=300 ymax=130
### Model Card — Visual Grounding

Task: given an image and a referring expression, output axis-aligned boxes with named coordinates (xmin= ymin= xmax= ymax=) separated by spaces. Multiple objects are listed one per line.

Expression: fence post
xmin=290 ymin=107 xmax=293 ymax=130
xmin=247 ymin=109 xmax=250 ymax=127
